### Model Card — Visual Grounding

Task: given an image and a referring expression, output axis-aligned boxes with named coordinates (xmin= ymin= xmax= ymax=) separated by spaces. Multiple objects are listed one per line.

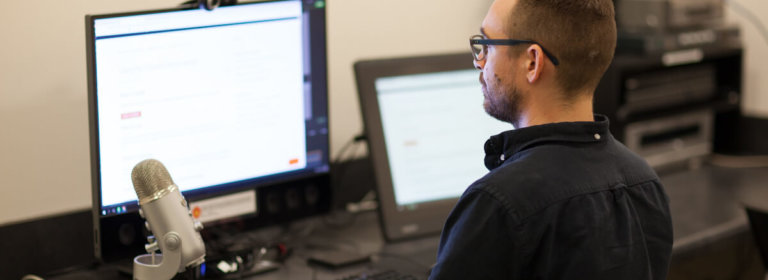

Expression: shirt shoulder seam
xmin=494 ymin=177 xmax=662 ymax=226
xmin=465 ymin=184 xmax=522 ymax=224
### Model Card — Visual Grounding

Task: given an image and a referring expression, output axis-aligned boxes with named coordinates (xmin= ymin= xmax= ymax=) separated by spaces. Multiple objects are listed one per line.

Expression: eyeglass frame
xmin=469 ymin=35 xmax=560 ymax=66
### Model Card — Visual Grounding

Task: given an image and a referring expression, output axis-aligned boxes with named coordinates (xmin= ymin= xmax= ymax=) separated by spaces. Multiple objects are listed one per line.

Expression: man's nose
xmin=473 ymin=58 xmax=483 ymax=70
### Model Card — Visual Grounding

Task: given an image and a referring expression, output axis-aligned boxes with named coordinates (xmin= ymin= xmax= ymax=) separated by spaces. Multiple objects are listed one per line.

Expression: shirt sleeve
xmin=429 ymin=188 xmax=522 ymax=280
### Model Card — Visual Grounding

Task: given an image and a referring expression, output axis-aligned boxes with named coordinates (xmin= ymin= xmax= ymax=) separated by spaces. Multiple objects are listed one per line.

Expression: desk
xmin=48 ymin=211 xmax=438 ymax=280
xmin=663 ymin=166 xmax=767 ymax=279
xmin=50 ymin=165 xmax=767 ymax=279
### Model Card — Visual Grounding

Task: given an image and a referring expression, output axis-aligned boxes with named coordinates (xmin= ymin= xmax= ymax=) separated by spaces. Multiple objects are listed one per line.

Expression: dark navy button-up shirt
xmin=429 ymin=115 xmax=673 ymax=280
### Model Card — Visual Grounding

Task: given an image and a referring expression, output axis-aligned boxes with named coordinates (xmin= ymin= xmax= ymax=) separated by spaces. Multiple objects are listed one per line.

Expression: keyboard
xmin=338 ymin=270 xmax=421 ymax=280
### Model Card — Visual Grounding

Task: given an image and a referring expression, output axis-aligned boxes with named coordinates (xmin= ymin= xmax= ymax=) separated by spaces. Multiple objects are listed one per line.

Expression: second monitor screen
xmin=374 ymin=69 xmax=512 ymax=208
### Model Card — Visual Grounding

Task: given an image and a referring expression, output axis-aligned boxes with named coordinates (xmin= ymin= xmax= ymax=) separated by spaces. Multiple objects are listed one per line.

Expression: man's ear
xmin=525 ymin=45 xmax=545 ymax=84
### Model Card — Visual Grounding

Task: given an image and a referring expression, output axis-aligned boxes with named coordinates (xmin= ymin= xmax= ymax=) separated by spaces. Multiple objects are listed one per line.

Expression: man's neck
xmin=516 ymin=94 xmax=594 ymax=128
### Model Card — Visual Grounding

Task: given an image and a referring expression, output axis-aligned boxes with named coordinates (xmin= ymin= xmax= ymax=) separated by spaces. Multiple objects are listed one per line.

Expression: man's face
xmin=476 ymin=0 xmax=524 ymax=126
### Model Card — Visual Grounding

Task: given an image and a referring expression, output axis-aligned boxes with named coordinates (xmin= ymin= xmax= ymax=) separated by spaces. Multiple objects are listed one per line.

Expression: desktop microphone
xmin=131 ymin=159 xmax=206 ymax=280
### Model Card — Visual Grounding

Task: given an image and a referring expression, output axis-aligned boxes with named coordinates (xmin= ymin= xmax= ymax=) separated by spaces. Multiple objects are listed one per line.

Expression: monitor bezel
xmin=86 ymin=0 xmax=331 ymax=262
xmin=354 ymin=52 xmax=477 ymax=242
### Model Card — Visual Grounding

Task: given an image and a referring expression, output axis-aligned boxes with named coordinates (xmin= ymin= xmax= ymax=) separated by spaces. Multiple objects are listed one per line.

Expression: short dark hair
xmin=506 ymin=0 xmax=616 ymax=97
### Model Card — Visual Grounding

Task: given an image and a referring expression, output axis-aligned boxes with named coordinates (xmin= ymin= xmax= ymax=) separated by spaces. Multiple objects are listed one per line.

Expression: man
xmin=429 ymin=0 xmax=673 ymax=279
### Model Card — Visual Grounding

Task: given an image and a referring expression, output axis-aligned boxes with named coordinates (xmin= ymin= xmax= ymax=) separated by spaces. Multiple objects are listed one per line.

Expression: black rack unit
xmin=594 ymin=46 xmax=742 ymax=163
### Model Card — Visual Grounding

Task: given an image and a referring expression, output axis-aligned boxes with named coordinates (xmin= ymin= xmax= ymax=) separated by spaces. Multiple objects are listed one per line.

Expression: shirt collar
xmin=484 ymin=114 xmax=611 ymax=170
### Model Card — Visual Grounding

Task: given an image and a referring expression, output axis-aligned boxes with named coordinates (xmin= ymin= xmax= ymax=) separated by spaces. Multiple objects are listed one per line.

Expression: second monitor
xmin=355 ymin=53 xmax=512 ymax=241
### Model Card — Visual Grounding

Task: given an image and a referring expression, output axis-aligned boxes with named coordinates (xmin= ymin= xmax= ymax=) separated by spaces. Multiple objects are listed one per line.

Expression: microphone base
xmin=134 ymin=253 xmax=180 ymax=280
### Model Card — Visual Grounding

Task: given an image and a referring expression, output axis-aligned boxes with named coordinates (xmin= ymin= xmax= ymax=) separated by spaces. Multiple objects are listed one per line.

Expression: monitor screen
xmin=355 ymin=53 xmax=512 ymax=241
xmin=374 ymin=69 xmax=510 ymax=207
xmin=87 ymin=0 xmax=330 ymax=261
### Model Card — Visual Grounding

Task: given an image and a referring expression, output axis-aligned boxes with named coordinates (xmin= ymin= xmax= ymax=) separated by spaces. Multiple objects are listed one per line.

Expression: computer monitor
xmin=86 ymin=0 xmax=330 ymax=262
xmin=355 ymin=53 xmax=512 ymax=241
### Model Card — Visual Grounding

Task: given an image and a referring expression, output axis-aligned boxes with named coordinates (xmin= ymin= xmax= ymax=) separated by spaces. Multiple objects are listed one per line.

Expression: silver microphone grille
xmin=131 ymin=159 xmax=176 ymax=202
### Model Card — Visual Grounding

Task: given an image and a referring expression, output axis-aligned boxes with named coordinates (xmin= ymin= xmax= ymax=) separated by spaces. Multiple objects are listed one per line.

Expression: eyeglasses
xmin=469 ymin=35 xmax=560 ymax=66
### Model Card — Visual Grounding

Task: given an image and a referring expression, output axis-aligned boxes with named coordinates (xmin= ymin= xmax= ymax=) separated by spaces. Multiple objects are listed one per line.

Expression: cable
xmin=319 ymin=133 xmax=372 ymax=229
xmin=329 ymin=134 xmax=365 ymax=201
xmin=331 ymin=134 xmax=367 ymax=187
xmin=331 ymin=134 xmax=367 ymax=165
xmin=727 ymin=0 xmax=768 ymax=46
xmin=329 ymin=133 xmax=367 ymax=204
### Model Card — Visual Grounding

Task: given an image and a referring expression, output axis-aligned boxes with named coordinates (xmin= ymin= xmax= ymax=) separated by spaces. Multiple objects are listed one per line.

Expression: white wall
xmin=725 ymin=0 xmax=768 ymax=117
xmin=2 ymin=0 xmax=765 ymax=227
xmin=0 ymin=0 xmax=488 ymax=226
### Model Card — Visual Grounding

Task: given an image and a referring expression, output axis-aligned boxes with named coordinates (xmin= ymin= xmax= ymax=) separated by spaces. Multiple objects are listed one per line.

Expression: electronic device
xmin=354 ymin=53 xmax=512 ymax=241
xmin=594 ymin=46 xmax=742 ymax=168
xmin=86 ymin=0 xmax=331 ymax=263
xmin=617 ymin=24 xmax=741 ymax=55
xmin=624 ymin=110 xmax=714 ymax=168
xmin=620 ymin=63 xmax=718 ymax=115
xmin=616 ymin=0 xmax=725 ymax=32
xmin=130 ymin=159 xmax=205 ymax=280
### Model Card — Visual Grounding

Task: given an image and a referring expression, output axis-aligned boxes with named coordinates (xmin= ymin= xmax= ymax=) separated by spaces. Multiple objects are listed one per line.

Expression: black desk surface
xmin=663 ymin=165 xmax=768 ymax=255
xmin=50 ymin=165 xmax=768 ymax=279
xmin=50 ymin=211 xmax=439 ymax=280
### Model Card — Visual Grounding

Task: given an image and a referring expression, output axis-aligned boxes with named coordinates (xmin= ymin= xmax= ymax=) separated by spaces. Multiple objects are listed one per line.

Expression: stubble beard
xmin=482 ymin=73 xmax=523 ymax=128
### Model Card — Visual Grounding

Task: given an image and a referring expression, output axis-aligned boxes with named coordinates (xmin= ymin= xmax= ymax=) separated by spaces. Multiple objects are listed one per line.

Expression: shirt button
xmin=594 ymin=133 xmax=601 ymax=140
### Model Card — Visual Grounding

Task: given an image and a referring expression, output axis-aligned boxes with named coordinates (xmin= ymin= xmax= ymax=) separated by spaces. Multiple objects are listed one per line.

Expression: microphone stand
xmin=133 ymin=232 xmax=187 ymax=280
